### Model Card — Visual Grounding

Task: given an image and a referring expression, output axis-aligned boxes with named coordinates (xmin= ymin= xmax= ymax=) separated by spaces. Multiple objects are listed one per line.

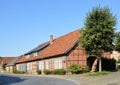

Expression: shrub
xmin=2 ymin=64 xmax=7 ymax=71
xmin=69 ymin=64 xmax=81 ymax=74
xmin=52 ymin=69 xmax=66 ymax=75
xmin=37 ymin=70 xmax=41 ymax=74
xmin=82 ymin=66 xmax=90 ymax=73
xmin=50 ymin=70 xmax=54 ymax=74
xmin=13 ymin=69 xmax=17 ymax=73
xmin=13 ymin=69 xmax=25 ymax=74
xmin=43 ymin=70 xmax=50 ymax=74
xmin=19 ymin=71 xmax=25 ymax=74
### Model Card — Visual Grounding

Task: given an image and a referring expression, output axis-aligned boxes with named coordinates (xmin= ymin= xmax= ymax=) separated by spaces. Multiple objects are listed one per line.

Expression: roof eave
xmin=64 ymin=41 xmax=78 ymax=55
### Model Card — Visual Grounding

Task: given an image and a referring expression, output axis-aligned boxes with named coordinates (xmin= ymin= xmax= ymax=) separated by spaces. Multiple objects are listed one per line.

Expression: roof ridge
xmin=38 ymin=41 xmax=50 ymax=46
xmin=52 ymin=29 xmax=80 ymax=41
xmin=24 ymin=41 xmax=50 ymax=55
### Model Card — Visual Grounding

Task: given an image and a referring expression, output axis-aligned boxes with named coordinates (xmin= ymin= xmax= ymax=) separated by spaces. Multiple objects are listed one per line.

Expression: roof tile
xmin=17 ymin=29 xmax=80 ymax=63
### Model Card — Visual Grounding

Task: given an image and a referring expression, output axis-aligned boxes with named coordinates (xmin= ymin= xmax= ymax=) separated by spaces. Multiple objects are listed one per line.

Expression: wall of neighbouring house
xmin=111 ymin=51 xmax=120 ymax=61
xmin=103 ymin=52 xmax=111 ymax=58
xmin=6 ymin=66 xmax=14 ymax=73
xmin=9 ymin=66 xmax=13 ymax=73
xmin=16 ymin=64 xmax=20 ymax=71
xmin=6 ymin=66 xmax=10 ymax=72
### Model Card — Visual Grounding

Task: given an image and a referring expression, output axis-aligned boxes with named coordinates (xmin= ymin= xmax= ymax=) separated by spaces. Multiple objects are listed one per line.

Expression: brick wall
xmin=16 ymin=64 xmax=20 ymax=71
xmin=6 ymin=66 xmax=10 ymax=72
xmin=67 ymin=45 xmax=87 ymax=67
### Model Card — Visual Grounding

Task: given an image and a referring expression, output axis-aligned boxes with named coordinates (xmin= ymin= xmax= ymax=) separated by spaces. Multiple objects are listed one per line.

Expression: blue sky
xmin=0 ymin=0 xmax=120 ymax=57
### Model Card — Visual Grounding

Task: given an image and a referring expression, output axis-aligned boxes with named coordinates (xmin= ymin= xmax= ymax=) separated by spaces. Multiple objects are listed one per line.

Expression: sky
xmin=0 ymin=0 xmax=120 ymax=57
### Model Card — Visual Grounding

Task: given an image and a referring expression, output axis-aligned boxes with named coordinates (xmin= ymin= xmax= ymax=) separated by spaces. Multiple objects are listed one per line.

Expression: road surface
xmin=0 ymin=74 xmax=78 ymax=85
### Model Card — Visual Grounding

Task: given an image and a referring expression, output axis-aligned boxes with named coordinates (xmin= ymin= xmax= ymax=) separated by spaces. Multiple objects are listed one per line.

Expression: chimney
xmin=50 ymin=35 xmax=54 ymax=44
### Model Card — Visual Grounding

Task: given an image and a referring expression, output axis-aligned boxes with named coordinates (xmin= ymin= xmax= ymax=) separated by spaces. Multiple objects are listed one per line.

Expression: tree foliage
xmin=115 ymin=32 xmax=120 ymax=52
xmin=79 ymin=6 xmax=116 ymax=56
xmin=79 ymin=6 xmax=116 ymax=72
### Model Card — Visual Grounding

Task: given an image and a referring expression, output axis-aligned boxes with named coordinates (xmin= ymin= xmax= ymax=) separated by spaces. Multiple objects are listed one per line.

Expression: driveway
xmin=0 ymin=74 xmax=77 ymax=85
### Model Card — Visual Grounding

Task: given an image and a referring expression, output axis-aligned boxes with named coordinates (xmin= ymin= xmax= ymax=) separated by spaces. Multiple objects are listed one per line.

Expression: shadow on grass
xmin=0 ymin=74 xmax=27 ymax=85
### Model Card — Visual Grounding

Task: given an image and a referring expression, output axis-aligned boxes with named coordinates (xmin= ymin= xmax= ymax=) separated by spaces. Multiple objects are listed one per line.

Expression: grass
xmin=88 ymin=71 xmax=111 ymax=76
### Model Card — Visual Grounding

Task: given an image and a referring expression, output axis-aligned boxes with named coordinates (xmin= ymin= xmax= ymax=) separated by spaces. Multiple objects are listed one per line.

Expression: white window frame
xmin=45 ymin=60 xmax=49 ymax=70
xmin=38 ymin=61 xmax=44 ymax=70
xmin=25 ymin=54 xmax=30 ymax=58
xmin=20 ymin=63 xmax=26 ymax=72
xmin=27 ymin=63 xmax=32 ymax=71
xmin=54 ymin=58 xmax=62 ymax=69
xmin=20 ymin=64 xmax=22 ymax=71
xmin=34 ymin=52 xmax=38 ymax=57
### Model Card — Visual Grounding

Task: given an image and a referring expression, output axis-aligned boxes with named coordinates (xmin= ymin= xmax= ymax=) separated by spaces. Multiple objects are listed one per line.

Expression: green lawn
xmin=88 ymin=71 xmax=111 ymax=76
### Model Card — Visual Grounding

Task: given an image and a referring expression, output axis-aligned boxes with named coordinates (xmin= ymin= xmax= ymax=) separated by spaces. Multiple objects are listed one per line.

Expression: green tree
xmin=79 ymin=6 xmax=116 ymax=72
xmin=115 ymin=32 xmax=120 ymax=52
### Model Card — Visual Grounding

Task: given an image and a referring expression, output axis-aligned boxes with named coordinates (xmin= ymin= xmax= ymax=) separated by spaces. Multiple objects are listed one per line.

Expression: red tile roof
xmin=17 ymin=29 xmax=80 ymax=63
xmin=39 ymin=29 xmax=80 ymax=58
xmin=0 ymin=57 xmax=15 ymax=65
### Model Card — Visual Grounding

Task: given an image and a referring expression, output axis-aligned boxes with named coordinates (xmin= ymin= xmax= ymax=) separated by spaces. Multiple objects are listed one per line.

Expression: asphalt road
xmin=0 ymin=74 xmax=77 ymax=85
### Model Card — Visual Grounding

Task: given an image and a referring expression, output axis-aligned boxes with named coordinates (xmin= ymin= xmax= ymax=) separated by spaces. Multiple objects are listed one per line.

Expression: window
xmin=45 ymin=60 xmax=49 ymax=70
xmin=20 ymin=63 xmax=27 ymax=72
xmin=27 ymin=63 xmax=32 ymax=71
xmin=54 ymin=58 xmax=62 ymax=69
xmin=20 ymin=64 xmax=23 ymax=71
xmin=34 ymin=52 xmax=39 ymax=57
xmin=38 ymin=61 xmax=44 ymax=70
xmin=25 ymin=54 xmax=30 ymax=58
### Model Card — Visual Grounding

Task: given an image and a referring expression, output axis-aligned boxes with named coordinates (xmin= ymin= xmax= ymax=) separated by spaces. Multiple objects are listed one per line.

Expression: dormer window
xmin=25 ymin=54 xmax=30 ymax=58
xmin=34 ymin=52 xmax=39 ymax=57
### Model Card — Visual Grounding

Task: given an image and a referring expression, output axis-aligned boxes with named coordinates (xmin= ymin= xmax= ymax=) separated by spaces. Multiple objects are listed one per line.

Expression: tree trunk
xmin=91 ymin=58 xmax=98 ymax=72
xmin=99 ymin=57 xmax=102 ymax=72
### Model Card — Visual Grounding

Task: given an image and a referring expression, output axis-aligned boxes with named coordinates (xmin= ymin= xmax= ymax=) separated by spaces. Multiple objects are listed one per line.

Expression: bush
xmin=82 ymin=66 xmax=90 ymax=73
xmin=19 ymin=71 xmax=25 ymax=74
xmin=13 ymin=69 xmax=25 ymax=74
xmin=13 ymin=69 xmax=17 ymax=73
xmin=43 ymin=70 xmax=50 ymax=74
xmin=37 ymin=70 xmax=41 ymax=74
xmin=2 ymin=64 xmax=7 ymax=71
xmin=52 ymin=69 xmax=66 ymax=75
xmin=69 ymin=64 xmax=81 ymax=74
